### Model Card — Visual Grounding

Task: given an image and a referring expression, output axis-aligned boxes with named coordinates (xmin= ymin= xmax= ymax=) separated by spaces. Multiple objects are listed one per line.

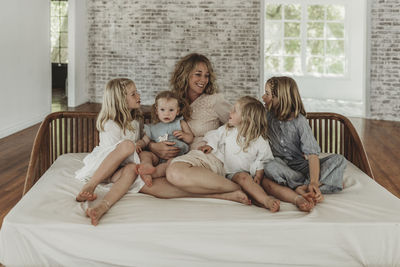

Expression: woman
xmin=151 ymin=53 xmax=313 ymax=211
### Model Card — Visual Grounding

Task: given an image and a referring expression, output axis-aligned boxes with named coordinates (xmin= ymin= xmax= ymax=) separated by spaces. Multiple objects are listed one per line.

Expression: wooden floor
xmin=1 ymin=102 xmax=400 ymax=229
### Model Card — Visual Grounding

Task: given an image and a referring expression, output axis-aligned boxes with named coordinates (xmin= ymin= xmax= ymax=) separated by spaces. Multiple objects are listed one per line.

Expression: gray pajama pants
xmin=264 ymin=154 xmax=347 ymax=193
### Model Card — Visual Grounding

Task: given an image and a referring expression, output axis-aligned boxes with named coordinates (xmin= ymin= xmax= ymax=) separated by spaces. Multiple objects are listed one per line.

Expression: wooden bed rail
xmin=23 ymin=111 xmax=373 ymax=196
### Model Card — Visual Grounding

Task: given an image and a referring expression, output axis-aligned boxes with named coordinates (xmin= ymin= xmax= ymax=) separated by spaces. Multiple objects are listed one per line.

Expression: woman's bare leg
xmin=87 ymin=163 xmax=138 ymax=226
xmin=140 ymin=177 xmax=250 ymax=205
xmin=166 ymin=162 xmax=240 ymax=194
xmin=232 ymin=173 xmax=280 ymax=212
xmin=261 ymin=178 xmax=314 ymax=212
xmin=76 ymin=140 xmax=136 ymax=202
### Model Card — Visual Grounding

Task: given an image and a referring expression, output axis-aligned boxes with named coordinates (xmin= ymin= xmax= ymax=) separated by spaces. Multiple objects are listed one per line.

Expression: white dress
xmin=204 ymin=125 xmax=274 ymax=177
xmin=75 ymin=120 xmax=145 ymax=193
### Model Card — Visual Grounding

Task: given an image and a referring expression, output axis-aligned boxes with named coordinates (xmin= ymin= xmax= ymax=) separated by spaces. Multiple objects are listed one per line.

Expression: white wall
xmin=68 ymin=0 xmax=88 ymax=107
xmin=0 ymin=0 xmax=51 ymax=138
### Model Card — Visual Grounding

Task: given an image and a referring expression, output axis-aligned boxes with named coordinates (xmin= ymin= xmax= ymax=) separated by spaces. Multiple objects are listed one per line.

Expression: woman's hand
xmin=198 ymin=145 xmax=213 ymax=154
xmin=148 ymin=141 xmax=180 ymax=160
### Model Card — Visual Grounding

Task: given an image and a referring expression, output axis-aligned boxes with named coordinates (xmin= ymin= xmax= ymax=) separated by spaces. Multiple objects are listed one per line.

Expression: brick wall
xmin=370 ymin=0 xmax=400 ymax=121
xmin=87 ymin=0 xmax=261 ymax=105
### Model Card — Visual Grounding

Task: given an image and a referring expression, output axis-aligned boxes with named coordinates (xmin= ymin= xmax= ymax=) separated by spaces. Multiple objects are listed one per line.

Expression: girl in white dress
xmin=75 ymin=78 xmax=151 ymax=225
xmin=199 ymin=96 xmax=280 ymax=212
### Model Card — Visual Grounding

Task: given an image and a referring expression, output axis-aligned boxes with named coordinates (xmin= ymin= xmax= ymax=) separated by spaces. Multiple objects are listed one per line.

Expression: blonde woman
xmin=75 ymin=78 xmax=152 ymax=225
xmin=200 ymin=96 xmax=280 ymax=212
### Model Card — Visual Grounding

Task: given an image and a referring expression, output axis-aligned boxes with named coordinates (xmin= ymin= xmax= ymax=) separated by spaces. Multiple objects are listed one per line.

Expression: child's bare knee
xmin=118 ymin=140 xmax=136 ymax=156
xmin=234 ymin=172 xmax=251 ymax=184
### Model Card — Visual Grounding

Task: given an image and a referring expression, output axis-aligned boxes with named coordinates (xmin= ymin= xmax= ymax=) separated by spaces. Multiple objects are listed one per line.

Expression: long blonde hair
xmin=96 ymin=78 xmax=143 ymax=134
xmin=150 ymin=90 xmax=191 ymax=123
xmin=228 ymin=96 xmax=269 ymax=152
xmin=170 ymin=53 xmax=218 ymax=119
xmin=266 ymin=76 xmax=306 ymax=121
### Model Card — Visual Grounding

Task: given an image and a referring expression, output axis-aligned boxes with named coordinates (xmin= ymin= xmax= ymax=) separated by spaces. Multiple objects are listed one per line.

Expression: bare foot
xmin=86 ymin=199 xmax=110 ymax=226
xmin=76 ymin=182 xmax=97 ymax=202
xmin=264 ymin=197 xmax=280 ymax=212
xmin=294 ymin=195 xmax=314 ymax=212
xmin=218 ymin=190 xmax=251 ymax=205
xmin=136 ymin=164 xmax=156 ymax=187
xmin=136 ymin=163 xmax=156 ymax=175
xmin=141 ymin=174 xmax=153 ymax=187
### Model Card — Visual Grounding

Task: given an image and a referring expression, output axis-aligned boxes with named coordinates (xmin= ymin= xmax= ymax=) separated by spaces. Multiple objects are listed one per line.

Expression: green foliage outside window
xmin=265 ymin=3 xmax=346 ymax=77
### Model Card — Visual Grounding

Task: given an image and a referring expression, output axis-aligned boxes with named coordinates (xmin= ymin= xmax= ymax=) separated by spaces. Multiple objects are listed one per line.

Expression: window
xmin=262 ymin=0 xmax=366 ymax=111
xmin=264 ymin=2 xmax=346 ymax=77
xmin=51 ymin=0 xmax=68 ymax=64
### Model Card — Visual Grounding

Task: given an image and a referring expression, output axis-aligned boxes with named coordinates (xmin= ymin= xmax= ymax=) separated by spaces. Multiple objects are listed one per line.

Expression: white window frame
xmin=260 ymin=0 xmax=367 ymax=113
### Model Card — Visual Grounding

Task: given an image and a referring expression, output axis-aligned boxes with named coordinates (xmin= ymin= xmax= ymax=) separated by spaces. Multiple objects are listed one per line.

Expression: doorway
xmin=51 ymin=0 xmax=68 ymax=112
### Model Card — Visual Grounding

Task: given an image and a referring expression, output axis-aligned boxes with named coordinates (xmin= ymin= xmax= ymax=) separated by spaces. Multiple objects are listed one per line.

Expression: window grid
xmin=51 ymin=0 xmax=68 ymax=64
xmin=265 ymin=2 xmax=346 ymax=78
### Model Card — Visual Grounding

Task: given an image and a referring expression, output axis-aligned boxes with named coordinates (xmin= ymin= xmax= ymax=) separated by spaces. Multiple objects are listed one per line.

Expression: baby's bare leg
xmin=76 ymin=140 xmax=135 ymax=202
xmin=87 ymin=163 xmax=138 ymax=226
xmin=233 ymin=172 xmax=280 ymax=212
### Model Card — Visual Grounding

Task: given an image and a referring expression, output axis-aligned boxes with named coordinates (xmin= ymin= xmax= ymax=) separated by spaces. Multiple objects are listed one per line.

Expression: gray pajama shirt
xmin=263 ymin=112 xmax=346 ymax=193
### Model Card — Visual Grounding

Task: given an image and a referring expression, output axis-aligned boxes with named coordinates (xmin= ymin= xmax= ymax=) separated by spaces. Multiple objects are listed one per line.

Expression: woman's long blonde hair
xmin=150 ymin=91 xmax=191 ymax=123
xmin=170 ymin=53 xmax=218 ymax=119
xmin=96 ymin=78 xmax=143 ymax=134
xmin=228 ymin=96 xmax=269 ymax=152
xmin=266 ymin=76 xmax=306 ymax=121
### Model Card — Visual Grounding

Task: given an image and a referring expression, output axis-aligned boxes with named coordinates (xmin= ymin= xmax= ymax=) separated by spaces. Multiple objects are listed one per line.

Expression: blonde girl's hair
xmin=170 ymin=53 xmax=218 ymax=118
xmin=96 ymin=78 xmax=143 ymax=134
xmin=228 ymin=96 xmax=269 ymax=152
xmin=266 ymin=76 xmax=306 ymax=121
xmin=150 ymin=90 xmax=191 ymax=123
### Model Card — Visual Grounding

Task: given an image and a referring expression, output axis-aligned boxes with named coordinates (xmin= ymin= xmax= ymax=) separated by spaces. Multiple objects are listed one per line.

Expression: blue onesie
xmin=144 ymin=116 xmax=189 ymax=162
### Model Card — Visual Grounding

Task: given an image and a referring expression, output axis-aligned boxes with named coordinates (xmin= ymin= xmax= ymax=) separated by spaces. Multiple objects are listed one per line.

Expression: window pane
xmin=265 ymin=40 xmax=282 ymax=55
xmin=307 ymin=40 xmax=324 ymax=55
xmin=51 ymin=17 xmax=60 ymax=32
xmin=283 ymin=56 xmax=301 ymax=73
xmin=284 ymin=4 xmax=301 ymax=20
xmin=308 ymin=5 xmax=325 ymax=20
xmin=60 ymin=16 xmax=68 ymax=32
xmin=284 ymin=39 xmax=300 ymax=55
xmin=60 ymin=48 xmax=68 ymax=63
xmin=284 ymin=22 xmax=300 ymax=37
xmin=265 ymin=56 xmax=280 ymax=73
xmin=59 ymin=1 xmax=68 ymax=16
xmin=51 ymin=1 xmax=60 ymax=16
xmin=326 ymin=57 xmax=344 ymax=75
xmin=327 ymin=5 xmax=345 ymax=20
xmin=266 ymin=4 xmax=282 ymax=20
xmin=307 ymin=22 xmax=324 ymax=38
xmin=51 ymin=34 xmax=59 ymax=47
xmin=326 ymin=40 xmax=344 ymax=56
xmin=60 ymin=32 xmax=68 ymax=47
xmin=307 ymin=57 xmax=324 ymax=74
xmin=51 ymin=47 xmax=60 ymax=63
xmin=265 ymin=21 xmax=282 ymax=39
xmin=327 ymin=23 xmax=344 ymax=38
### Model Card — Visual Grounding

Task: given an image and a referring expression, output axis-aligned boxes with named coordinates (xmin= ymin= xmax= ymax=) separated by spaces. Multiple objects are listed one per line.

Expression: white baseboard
xmin=0 ymin=112 xmax=49 ymax=139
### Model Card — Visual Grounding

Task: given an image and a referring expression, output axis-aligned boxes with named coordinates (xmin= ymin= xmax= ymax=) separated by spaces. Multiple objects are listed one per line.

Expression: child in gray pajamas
xmin=262 ymin=76 xmax=347 ymax=204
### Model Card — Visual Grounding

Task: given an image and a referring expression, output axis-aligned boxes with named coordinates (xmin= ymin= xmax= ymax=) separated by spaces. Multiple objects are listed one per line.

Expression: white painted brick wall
xmin=87 ymin=0 xmax=261 ymax=105
xmin=370 ymin=0 xmax=400 ymax=121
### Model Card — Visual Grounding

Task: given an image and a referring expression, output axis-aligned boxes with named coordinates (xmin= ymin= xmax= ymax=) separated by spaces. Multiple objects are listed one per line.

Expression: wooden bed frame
xmin=23 ymin=111 xmax=373 ymax=196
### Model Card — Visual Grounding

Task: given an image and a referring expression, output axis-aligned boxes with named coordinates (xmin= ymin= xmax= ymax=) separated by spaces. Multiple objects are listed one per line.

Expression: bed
xmin=1 ymin=111 xmax=399 ymax=266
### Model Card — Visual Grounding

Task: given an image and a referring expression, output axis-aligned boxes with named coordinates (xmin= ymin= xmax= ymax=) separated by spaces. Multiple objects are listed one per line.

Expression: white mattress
xmin=1 ymin=153 xmax=400 ymax=266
